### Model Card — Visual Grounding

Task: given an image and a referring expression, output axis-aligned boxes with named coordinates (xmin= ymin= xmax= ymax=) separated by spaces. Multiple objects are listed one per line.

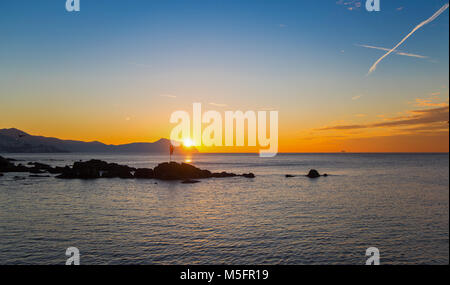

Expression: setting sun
xmin=183 ymin=138 xmax=194 ymax=148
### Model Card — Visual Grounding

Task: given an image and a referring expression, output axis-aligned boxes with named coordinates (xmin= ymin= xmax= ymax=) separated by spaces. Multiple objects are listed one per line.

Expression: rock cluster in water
xmin=0 ymin=156 xmax=254 ymax=182
xmin=306 ymin=169 xmax=328 ymax=178
xmin=284 ymin=170 xmax=329 ymax=178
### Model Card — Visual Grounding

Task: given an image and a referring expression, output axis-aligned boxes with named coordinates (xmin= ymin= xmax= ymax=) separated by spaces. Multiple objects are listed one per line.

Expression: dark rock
xmin=27 ymin=162 xmax=54 ymax=173
xmin=323 ymin=173 xmax=328 ymax=177
xmin=56 ymin=167 xmax=100 ymax=179
xmin=181 ymin=179 xmax=200 ymax=184
xmin=73 ymin=159 xmax=110 ymax=171
xmin=100 ymin=162 xmax=135 ymax=179
xmin=9 ymin=163 xmax=29 ymax=173
xmin=29 ymin=168 xmax=46 ymax=174
xmin=102 ymin=168 xmax=134 ymax=179
xmin=153 ymin=162 xmax=212 ymax=180
xmin=8 ymin=156 xmax=253 ymax=182
xmin=1 ymin=156 xmax=35 ymax=173
xmin=134 ymin=168 xmax=154 ymax=179
xmin=48 ymin=166 xmax=67 ymax=174
xmin=0 ymin=173 xmax=3 ymax=177
xmin=0 ymin=156 xmax=15 ymax=172
xmin=211 ymin=171 xmax=237 ymax=178
xmin=285 ymin=175 xmax=295 ymax=178
xmin=58 ymin=159 xmax=135 ymax=179
xmin=306 ymin=169 xmax=321 ymax=178
xmin=102 ymin=171 xmax=133 ymax=179
xmin=29 ymin=175 xmax=51 ymax=178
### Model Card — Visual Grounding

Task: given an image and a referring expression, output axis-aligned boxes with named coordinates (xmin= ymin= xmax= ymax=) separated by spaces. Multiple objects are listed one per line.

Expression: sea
xmin=0 ymin=153 xmax=448 ymax=265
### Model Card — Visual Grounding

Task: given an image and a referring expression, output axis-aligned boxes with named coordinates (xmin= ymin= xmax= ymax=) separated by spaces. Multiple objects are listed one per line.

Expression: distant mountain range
xmin=0 ymin=128 xmax=195 ymax=154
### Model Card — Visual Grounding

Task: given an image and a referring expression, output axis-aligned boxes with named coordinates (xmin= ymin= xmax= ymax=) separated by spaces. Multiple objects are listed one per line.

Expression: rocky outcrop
xmin=2 ymin=156 xmax=255 ymax=182
xmin=56 ymin=159 xmax=136 ymax=179
xmin=1 ymin=157 xmax=66 ymax=174
xmin=211 ymin=171 xmax=237 ymax=178
xmin=134 ymin=168 xmax=154 ymax=179
xmin=0 ymin=155 xmax=15 ymax=172
xmin=153 ymin=162 xmax=213 ymax=180
xmin=0 ymin=156 xmax=29 ymax=172
xmin=152 ymin=162 xmax=254 ymax=180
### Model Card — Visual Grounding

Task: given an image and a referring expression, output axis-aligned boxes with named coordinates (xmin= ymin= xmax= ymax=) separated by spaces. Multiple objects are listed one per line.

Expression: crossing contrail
xmin=368 ymin=3 xmax=449 ymax=75
xmin=357 ymin=44 xmax=428 ymax=59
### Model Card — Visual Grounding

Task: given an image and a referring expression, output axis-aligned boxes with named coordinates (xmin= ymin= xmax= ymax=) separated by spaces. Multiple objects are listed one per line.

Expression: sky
xmin=0 ymin=0 xmax=449 ymax=152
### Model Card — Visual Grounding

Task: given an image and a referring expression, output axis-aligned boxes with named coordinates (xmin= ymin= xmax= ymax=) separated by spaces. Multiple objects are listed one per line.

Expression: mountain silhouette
xmin=0 ymin=128 xmax=196 ymax=154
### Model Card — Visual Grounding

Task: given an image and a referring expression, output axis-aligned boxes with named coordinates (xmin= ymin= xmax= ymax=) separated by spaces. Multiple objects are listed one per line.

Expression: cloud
xmin=357 ymin=44 xmax=428 ymax=59
xmin=412 ymin=92 xmax=448 ymax=107
xmin=367 ymin=3 xmax=449 ymax=75
xmin=337 ymin=0 xmax=362 ymax=10
xmin=355 ymin=114 xmax=367 ymax=117
xmin=279 ymin=24 xmax=287 ymax=28
xmin=352 ymin=95 xmax=362 ymax=100
xmin=318 ymin=106 xmax=449 ymax=131
xmin=414 ymin=98 xmax=448 ymax=107
xmin=160 ymin=94 xmax=177 ymax=98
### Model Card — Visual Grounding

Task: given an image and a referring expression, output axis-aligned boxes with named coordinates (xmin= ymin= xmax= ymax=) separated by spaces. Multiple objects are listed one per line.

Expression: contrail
xmin=368 ymin=3 xmax=449 ymax=75
xmin=357 ymin=44 xmax=428 ymax=59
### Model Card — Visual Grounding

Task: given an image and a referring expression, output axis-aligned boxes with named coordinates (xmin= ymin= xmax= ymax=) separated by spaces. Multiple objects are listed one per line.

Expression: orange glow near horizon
xmin=1 ymin=97 xmax=449 ymax=153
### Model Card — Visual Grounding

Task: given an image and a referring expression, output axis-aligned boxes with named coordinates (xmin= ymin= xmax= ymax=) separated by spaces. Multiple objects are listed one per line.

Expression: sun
xmin=183 ymin=138 xmax=194 ymax=148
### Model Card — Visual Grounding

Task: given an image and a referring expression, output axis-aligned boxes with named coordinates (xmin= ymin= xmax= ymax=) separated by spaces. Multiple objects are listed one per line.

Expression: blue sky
xmin=0 ymin=0 xmax=448 ymax=151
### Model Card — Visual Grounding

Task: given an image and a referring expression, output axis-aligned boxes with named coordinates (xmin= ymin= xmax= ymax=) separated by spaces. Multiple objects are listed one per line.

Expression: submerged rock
xmin=29 ymin=174 xmax=51 ymax=178
xmin=181 ymin=179 xmax=201 ymax=184
xmin=242 ymin=173 xmax=255 ymax=178
xmin=28 ymin=162 xmax=53 ymax=171
xmin=57 ymin=168 xmax=100 ymax=179
xmin=211 ymin=171 xmax=237 ymax=178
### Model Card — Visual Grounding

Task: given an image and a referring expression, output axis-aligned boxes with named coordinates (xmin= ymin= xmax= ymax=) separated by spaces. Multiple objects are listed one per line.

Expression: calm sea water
xmin=0 ymin=153 xmax=448 ymax=265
